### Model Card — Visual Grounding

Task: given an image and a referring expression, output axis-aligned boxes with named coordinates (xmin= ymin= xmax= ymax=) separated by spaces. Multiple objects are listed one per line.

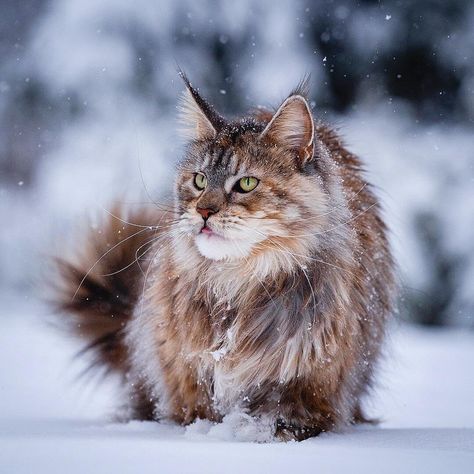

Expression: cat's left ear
xmin=178 ymin=70 xmax=225 ymax=141
xmin=260 ymin=94 xmax=314 ymax=163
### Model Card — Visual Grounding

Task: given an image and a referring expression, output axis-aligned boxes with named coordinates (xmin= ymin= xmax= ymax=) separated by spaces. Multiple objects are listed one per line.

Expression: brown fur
xmin=54 ymin=206 xmax=169 ymax=418
xmin=55 ymin=74 xmax=395 ymax=441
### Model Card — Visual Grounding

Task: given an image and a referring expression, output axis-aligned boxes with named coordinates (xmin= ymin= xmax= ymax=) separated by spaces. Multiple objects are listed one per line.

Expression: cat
xmin=56 ymin=72 xmax=395 ymax=441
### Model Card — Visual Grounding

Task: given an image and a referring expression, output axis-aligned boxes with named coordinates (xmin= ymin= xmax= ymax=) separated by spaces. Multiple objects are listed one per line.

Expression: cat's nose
xmin=196 ymin=207 xmax=217 ymax=219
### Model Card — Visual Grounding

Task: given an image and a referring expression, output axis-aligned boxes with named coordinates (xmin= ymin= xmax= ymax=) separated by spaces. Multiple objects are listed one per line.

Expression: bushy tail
xmin=54 ymin=206 xmax=164 ymax=377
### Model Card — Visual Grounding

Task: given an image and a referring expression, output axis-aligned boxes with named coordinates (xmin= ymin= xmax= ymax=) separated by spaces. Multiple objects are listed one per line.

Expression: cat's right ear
xmin=178 ymin=71 xmax=224 ymax=141
xmin=260 ymin=76 xmax=314 ymax=163
xmin=260 ymin=94 xmax=314 ymax=163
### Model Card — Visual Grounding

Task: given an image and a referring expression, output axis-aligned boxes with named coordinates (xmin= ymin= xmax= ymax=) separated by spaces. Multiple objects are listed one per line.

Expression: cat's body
xmin=57 ymin=75 xmax=395 ymax=441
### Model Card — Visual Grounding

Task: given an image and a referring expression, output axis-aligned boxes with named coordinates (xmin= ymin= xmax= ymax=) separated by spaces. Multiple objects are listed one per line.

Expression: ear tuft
xmin=177 ymin=70 xmax=225 ymax=141
xmin=260 ymin=94 xmax=314 ymax=162
xmin=289 ymin=73 xmax=311 ymax=99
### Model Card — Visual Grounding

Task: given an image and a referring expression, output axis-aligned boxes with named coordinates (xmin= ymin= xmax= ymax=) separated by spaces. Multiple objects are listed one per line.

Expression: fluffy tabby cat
xmin=56 ymin=73 xmax=395 ymax=441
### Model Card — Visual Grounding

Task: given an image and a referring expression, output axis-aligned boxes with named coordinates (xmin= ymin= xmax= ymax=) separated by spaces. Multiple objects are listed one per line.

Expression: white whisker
xmin=71 ymin=227 xmax=151 ymax=302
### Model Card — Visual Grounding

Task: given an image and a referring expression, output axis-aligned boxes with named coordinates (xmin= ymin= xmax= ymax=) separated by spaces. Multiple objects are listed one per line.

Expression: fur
xmin=55 ymin=74 xmax=396 ymax=441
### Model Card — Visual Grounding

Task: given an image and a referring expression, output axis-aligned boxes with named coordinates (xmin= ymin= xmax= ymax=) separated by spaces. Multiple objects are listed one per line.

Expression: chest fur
xmin=131 ymin=252 xmax=355 ymax=418
xmin=167 ymin=284 xmax=329 ymax=413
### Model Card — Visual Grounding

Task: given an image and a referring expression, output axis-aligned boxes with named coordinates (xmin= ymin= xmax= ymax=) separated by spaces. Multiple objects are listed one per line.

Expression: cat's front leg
xmin=161 ymin=357 xmax=219 ymax=425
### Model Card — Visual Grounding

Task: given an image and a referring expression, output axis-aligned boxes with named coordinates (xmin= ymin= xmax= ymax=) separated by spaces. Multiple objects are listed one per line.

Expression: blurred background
xmin=0 ymin=0 xmax=473 ymax=328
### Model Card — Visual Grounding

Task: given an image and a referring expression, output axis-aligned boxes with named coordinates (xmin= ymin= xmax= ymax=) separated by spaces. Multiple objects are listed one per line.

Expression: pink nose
xmin=196 ymin=207 xmax=216 ymax=219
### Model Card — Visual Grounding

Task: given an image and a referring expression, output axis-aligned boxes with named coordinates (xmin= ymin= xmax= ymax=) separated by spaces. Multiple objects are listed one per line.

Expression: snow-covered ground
xmin=0 ymin=294 xmax=473 ymax=473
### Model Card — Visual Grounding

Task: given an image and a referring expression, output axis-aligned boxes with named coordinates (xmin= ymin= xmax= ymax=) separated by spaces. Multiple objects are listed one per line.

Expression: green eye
xmin=234 ymin=176 xmax=259 ymax=193
xmin=194 ymin=173 xmax=207 ymax=190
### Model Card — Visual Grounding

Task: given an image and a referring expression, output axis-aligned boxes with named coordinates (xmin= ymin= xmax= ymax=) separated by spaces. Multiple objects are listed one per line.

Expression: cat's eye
xmin=233 ymin=177 xmax=259 ymax=193
xmin=194 ymin=173 xmax=207 ymax=190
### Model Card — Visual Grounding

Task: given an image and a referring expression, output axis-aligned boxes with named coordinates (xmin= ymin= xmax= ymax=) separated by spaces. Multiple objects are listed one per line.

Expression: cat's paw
xmin=275 ymin=419 xmax=322 ymax=442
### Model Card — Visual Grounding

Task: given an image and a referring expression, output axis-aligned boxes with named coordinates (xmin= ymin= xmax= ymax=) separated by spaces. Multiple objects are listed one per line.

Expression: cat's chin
xmin=194 ymin=233 xmax=254 ymax=261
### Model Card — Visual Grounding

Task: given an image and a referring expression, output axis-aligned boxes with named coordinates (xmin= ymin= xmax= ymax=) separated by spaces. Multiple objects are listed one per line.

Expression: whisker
xmin=293 ymin=202 xmax=379 ymax=238
xmin=98 ymin=233 xmax=164 ymax=277
xmin=245 ymin=182 xmax=369 ymax=222
xmin=137 ymin=245 xmax=161 ymax=320
xmin=242 ymin=225 xmax=356 ymax=278
xmin=133 ymin=129 xmax=178 ymax=215
xmin=134 ymin=211 xmax=177 ymax=277
xmin=71 ymin=227 xmax=151 ymax=302
xmin=248 ymin=202 xmax=378 ymax=239
xmin=101 ymin=207 xmax=179 ymax=229
xmin=136 ymin=227 xmax=183 ymax=321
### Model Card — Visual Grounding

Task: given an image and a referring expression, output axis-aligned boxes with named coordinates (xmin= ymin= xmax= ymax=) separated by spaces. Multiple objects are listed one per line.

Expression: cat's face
xmin=174 ymin=75 xmax=329 ymax=264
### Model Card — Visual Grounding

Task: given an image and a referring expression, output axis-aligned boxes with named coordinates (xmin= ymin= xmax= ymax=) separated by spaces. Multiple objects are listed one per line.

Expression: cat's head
xmin=174 ymin=73 xmax=334 ymax=270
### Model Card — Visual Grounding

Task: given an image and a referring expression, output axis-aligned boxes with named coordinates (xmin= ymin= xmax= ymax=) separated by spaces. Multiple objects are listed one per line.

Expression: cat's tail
xmin=53 ymin=205 xmax=165 ymax=377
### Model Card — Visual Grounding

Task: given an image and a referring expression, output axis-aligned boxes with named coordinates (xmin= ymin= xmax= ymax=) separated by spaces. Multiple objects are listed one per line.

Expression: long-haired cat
xmin=56 ymin=73 xmax=395 ymax=441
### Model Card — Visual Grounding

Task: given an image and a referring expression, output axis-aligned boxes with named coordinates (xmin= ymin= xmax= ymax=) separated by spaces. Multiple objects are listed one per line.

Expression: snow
xmin=0 ymin=295 xmax=473 ymax=473
xmin=210 ymin=347 xmax=228 ymax=361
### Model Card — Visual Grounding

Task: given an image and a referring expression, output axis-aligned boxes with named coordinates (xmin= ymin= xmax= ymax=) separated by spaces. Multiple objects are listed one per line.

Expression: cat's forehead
xmin=200 ymin=120 xmax=264 ymax=165
xmin=201 ymin=146 xmax=254 ymax=177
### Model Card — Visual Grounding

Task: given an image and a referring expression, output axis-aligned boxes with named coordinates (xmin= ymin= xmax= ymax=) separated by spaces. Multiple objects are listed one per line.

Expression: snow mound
xmin=185 ymin=411 xmax=275 ymax=443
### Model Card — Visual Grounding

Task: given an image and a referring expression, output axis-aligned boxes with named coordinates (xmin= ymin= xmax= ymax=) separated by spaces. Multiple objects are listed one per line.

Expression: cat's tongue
xmin=201 ymin=225 xmax=225 ymax=240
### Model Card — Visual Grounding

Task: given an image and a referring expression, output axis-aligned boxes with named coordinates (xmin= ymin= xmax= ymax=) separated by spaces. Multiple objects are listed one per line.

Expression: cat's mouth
xmin=200 ymin=224 xmax=226 ymax=240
